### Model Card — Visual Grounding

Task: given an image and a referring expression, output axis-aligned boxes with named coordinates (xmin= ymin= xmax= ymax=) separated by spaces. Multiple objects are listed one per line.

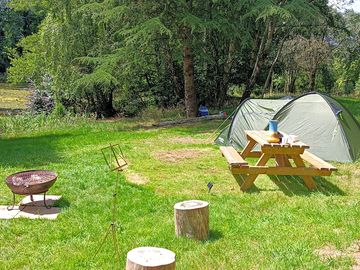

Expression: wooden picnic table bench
xmin=220 ymin=130 xmax=337 ymax=191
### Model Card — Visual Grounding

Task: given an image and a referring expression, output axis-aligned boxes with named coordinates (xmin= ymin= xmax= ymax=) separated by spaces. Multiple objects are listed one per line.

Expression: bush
xmin=52 ymin=103 xmax=67 ymax=117
xmin=27 ymin=79 xmax=54 ymax=114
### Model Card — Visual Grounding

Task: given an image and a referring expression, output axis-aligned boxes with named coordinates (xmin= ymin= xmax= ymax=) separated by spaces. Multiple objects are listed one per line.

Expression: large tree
xmin=0 ymin=0 xmax=41 ymax=79
xmin=240 ymin=0 xmax=332 ymax=101
xmin=5 ymin=0 xmax=359 ymax=117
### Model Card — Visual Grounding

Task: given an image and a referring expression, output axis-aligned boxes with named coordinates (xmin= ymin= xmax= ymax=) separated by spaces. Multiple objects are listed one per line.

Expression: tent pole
xmin=206 ymin=107 xmax=237 ymax=142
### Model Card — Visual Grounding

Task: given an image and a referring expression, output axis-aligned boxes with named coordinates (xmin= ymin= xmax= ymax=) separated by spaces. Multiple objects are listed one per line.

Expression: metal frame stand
xmin=7 ymin=192 xmax=51 ymax=211
xmin=93 ymin=144 xmax=127 ymax=269
xmin=93 ymin=171 xmax=121 ymax=269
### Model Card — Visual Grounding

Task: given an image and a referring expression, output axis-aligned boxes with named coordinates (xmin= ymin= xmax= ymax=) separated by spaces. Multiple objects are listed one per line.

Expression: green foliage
xmin=3 ymin=0 xmax=360 ymax=117
xmin=52 ymin=102 xmax=67 ymax=117
xmin=0 ymin=1 xmax=42 ymax=75
xmin=329 ymin=10 xmax=360 ymax=95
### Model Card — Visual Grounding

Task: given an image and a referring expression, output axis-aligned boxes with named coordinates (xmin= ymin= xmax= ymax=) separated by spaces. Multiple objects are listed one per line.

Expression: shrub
xmin=27 ymin=79 xmax=54 ymax=114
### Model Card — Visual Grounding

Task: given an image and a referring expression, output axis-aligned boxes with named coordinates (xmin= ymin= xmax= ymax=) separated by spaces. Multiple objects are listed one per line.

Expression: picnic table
xmin=220 ymin=130 xmax=337 ymax=191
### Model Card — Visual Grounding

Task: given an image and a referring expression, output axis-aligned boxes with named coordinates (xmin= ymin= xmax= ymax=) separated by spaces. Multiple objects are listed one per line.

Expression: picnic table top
xmin=245 ymin=130 xmax=309 ymax=149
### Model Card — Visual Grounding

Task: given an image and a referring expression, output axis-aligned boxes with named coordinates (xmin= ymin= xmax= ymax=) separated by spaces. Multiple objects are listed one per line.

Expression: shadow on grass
xmin=233 ymin=174 xmax=260 ymax=194
xmin=231 ymin=174 xmax=344 ymax=196
xmin=0 ymin=133 xmax=71 ymax=168
xmin=206 ymin=229 xmax=223 ymax=243
xmin=55 ymin=197 xmax=71 ymax=209
xmin=269 ymin=175 xmax=345 ymax=196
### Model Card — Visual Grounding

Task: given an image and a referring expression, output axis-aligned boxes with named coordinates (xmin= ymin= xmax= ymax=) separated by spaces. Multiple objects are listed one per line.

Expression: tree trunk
xmin=182 ymin=25 xmax=197 ymax=117
xmin=285 ymin=70 xmax=296 ymax=94
xmin=269 ymin=72 xmax=274 ymax=95
xmin=174 ymin=200 xmax=209 ymax=240
xmin=126 ymin=247 xmax=176 ymax=270
xmin=262 ymin=38 xmax=285 ymax=97
xmin=241 ymin=22 xmax=269 ymax=102
xmin=308 ymin=68 xmax=317 ymax=92
xmin=95 ymin=88 xmax=116 ymax=118
xmin=218 ymin=41 xmax=236 ymax=107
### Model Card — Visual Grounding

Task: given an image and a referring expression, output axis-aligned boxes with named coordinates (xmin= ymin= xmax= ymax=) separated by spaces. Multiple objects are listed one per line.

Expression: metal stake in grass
xmin=93 ymin=144 xmax=127 ymax=269
xmin=207 ymin=182 xmax=214 ymax=193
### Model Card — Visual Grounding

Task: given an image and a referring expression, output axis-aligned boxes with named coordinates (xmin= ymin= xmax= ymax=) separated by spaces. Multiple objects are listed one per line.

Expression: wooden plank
xmin=288 ymin=142 xmax=309 ymax=149
xmin=240 ymin=138 xmax=257 ymax=159
xmin=275 ymin=154 xmax=285 ymax=167
xmin=282 ymin=155 xmax=292 ymax=167
xmin=245 ymin=130 xmax=270 ymax=147
xmin=246 ymin=151 xmax=264 ymax=158
xmin=261 ymin=146 xmax=305 ymax=155
xmin=301 ymin=150 xmax=337 ymax=171
xmin=244 ymin=151 xmax=276 ymax=158
xmin=231 ymin=166 xmax=332 ymax=176
xmin=240 ymin=153 xmax=271 ymax=191
xmin=275 ymin=154 xmax=292 ymax=167
xmin=220 ymin=146 xmax=248 ymax=167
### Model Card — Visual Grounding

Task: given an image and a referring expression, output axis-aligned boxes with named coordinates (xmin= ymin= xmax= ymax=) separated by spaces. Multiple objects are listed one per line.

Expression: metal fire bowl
xmin=6 ymin=170 xmax=58 ymax=195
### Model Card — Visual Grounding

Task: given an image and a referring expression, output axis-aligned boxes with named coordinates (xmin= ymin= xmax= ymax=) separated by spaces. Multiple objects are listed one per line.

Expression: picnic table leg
xmin=234 ymin=174 xmax=248 ymax=187
xmin=240 ymin=138 xmax=257 ymax=159
xmin=290 ymin=155 xmax=317 ymax=190
xmin=275 ymin=154 xmax=292 ymax=167
xmin=283 ymin=155 xmax=292 ymax=167
xmin=241 ymin=153 xmax=271 ymax=191
xmin=275 ymin=155 xmax=285 ymax=167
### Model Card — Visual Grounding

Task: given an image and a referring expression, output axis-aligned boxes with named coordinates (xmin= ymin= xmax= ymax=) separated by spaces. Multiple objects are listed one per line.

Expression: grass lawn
xmin=0 ymin=106 xmax=360 ymax=270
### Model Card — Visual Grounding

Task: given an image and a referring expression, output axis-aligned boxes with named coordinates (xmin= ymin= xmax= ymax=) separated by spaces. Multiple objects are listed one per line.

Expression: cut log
xmin=126 ymin=247 xmax=176 ymax=270
xmin=174 ymin=200 xmax=209 ymax=240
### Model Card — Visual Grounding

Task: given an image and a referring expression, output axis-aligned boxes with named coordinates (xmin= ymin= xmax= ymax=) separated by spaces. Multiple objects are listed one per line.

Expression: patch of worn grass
xmin=0 ymin=115 xmax=360 ymax=269
xmin=0 ymin=83 xmax=29 ymax=110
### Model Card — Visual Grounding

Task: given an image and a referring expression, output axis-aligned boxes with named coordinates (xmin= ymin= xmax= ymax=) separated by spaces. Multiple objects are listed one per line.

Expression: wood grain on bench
xmin=220 ymin=146 xmax=248 ymax=167
xmin=300 ymin=150 xmax=337 ymax=171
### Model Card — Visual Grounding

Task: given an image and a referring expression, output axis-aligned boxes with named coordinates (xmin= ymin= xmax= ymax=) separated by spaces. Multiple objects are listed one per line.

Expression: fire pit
xmin=6 ymin=170 xmax=58 ymax=209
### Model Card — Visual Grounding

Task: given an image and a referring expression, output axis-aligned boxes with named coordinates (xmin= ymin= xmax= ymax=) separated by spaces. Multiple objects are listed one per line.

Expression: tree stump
xmin=126 ymin=247 xmax=176 ymax=270
xmin=174 ymin=200 xmax=209 ymax=240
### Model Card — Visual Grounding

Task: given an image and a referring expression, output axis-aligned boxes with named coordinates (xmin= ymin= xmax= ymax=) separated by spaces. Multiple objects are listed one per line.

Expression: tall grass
xmin=0 ymin=113 xmax=95 ymax=136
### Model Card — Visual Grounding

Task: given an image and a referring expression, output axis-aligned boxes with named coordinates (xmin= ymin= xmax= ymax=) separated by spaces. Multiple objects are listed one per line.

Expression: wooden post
xmin=174 ymin=200 xmax=209 ymax=240
xmin=126 ymin=247 xmax=176 ymax=270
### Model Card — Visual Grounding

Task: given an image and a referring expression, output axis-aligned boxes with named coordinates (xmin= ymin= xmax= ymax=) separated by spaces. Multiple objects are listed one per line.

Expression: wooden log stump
xmin=174 ymin=200 xmax=209 ymax=240
xmin=126 ymin=247 xmax=176 ymax=270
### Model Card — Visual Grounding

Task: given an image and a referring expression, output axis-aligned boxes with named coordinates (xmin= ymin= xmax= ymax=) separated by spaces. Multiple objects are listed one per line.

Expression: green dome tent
xmin=215 ymin=92 xmax=360 ymax=162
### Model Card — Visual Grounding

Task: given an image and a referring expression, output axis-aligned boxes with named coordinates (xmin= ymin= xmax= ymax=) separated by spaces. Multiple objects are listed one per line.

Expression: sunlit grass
xmin=0 ymin=88 xmax=359 ymax=269
xmin=0 ymin=114 xmax=360 ymax=269
xmin=0 ymin=83 xmax=29 ymax=110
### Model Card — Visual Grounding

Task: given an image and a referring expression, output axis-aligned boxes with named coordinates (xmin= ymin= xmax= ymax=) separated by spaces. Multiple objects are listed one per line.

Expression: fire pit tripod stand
xmin=5 ymin=170 xmax=58 ymax=210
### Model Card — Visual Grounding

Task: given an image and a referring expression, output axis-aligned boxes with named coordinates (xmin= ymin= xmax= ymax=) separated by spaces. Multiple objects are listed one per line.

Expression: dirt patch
xmin=153 ymin=148 xmax=210 ymax=162
xmin=125 ymin=171 xmax=149 ymax=185
xmin=354 ymin=168 xmax=360 ymax=177
xmin=315 ymin=245 xmax=343 ymax=261
xmin=349 ymin=241 xmax=360 ymax=270
xmin=315 ymin=241 xmax=360 ymax=269
xmin=166 ymin=136 xmax=209 ymax=145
